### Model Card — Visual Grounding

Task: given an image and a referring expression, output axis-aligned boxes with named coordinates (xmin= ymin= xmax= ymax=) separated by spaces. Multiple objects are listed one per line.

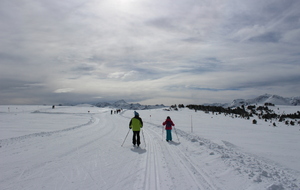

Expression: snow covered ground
xmin=0 ymin=105 xmax=299 ymax=190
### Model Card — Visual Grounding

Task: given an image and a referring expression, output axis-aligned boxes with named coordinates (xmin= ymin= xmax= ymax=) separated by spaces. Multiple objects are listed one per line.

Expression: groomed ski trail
xmin=121 ymin=111 xmax=221 ymax=190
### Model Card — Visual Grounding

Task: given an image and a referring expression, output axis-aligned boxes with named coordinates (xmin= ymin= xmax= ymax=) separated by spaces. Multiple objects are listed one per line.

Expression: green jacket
xmin=129 ymin=116 xmax=143 ymax=131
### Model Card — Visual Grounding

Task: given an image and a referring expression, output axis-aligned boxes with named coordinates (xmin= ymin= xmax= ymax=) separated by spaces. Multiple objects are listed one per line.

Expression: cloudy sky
xmin=1 ymin=0 xmax=300 ymax=105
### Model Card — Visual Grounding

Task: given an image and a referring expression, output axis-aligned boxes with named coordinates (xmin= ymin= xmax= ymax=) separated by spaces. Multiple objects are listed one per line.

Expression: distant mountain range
xmin=78 ymin=94 xmax=299 ymax=110
xmin=207 ymin=94 xmax=300 ymax=108
xmin=94 ymin=99 xmax=166 ymax=110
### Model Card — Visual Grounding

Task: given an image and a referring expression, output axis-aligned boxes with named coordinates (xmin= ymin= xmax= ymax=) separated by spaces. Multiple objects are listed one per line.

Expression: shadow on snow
xmin=130 ymin=147 xmax=147 ymax=154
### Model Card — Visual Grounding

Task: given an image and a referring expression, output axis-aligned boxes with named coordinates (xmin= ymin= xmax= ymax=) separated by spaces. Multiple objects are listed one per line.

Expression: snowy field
xmin=0 ymin=105 xmax=299 ymax=190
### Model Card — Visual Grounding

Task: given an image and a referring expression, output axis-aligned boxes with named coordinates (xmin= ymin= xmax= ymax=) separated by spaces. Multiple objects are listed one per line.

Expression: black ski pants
xmin=132 ymin=131 xmax=140 ymax=145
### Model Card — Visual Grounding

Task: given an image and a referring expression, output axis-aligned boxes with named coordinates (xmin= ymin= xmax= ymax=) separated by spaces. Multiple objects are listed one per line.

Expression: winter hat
xmin=134 ymin=111 xmax=139 ymax=116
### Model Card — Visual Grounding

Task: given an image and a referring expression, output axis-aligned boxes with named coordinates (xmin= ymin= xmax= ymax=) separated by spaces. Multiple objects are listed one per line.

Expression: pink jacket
xmin=163 ymin=118 xmax=175 ymax=130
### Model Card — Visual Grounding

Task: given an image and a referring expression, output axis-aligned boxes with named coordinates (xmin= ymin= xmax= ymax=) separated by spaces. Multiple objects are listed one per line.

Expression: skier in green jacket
xmin=129 ymin=111 xmax=143 ymax=147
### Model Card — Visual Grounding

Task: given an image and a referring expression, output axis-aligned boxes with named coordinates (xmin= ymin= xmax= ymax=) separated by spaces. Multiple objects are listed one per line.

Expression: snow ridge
xmin=170 ymin=127 xmax=300 ymax=189
xmin=228 ymin=94 xmax=300 ymax=107
xmin=0 ymin=115 xmax=96 ymax=146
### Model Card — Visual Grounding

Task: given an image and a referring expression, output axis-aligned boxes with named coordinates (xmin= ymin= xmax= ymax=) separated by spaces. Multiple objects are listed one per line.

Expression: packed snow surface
xmin=0 ymin=105 xmax=300 ymax=190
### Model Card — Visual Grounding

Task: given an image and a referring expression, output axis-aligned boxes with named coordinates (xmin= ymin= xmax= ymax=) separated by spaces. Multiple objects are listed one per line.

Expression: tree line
xmin=169 ymin=103 xmax=300 ymax=126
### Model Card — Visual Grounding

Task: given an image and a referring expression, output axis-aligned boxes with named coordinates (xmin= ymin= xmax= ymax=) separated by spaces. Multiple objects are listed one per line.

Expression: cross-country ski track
xmin=0 ymin=105 xmax=299 ymax=190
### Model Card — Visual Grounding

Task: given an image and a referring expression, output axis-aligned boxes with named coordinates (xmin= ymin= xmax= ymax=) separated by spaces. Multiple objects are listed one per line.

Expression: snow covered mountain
xmin=228 ymin=94 xmax=300 ymax=107
xmin=94 ymin=99 xmax=166 ymax=110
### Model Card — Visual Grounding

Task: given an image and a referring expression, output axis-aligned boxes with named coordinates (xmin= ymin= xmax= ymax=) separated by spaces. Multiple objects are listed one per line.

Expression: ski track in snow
xmin=0 ymin=107 xmax=299 ymax=190
xmin=0 ymin=116 xmax=96 ymax=147
xmin=121 ymin=110 xmax=300 ymax=190
xmin=121 ymin=111 xmax=221 ymax=190
xmin=145 ymin=127 xmax=217 ymax=189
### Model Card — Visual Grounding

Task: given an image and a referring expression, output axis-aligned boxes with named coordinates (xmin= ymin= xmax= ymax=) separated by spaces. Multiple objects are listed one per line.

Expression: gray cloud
xmin=249 ymin=32 xmax=281 ymax=43
xmin=1 ymin=0 xmax=300 ymax=105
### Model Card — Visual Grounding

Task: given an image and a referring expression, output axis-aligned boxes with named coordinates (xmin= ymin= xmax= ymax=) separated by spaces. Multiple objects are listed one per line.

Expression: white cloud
xmin=232 ymin=25 xmax=267 ymax=41
xmin=107 ymin=72 xmax=126 ymax=79
xmin=54 ymin=88 xmax=74 ymax=93
xmin=107 ymin=71 xmax=140 ymax=81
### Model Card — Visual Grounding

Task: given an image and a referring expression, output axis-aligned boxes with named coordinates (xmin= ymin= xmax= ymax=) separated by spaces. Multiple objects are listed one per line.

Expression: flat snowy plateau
xmin=0 ymin=105 xmax=299 ymax=190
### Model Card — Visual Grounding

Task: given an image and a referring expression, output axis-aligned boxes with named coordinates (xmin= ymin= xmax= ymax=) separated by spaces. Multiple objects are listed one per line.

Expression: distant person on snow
xmin=129 ymin=111 xmax=143 ymax=147
xmin=162 ymin=116 xmax=175 ymax=142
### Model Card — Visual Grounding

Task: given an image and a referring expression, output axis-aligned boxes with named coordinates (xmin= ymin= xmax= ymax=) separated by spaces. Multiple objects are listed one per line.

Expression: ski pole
xmin=141 ymin=128 xmax=146 ymax=147
xmin=121 ymin=128 xmax=131 ymax=147
xmin=162 ymin=125 xmax=164 ymax=141
xmin=173 ymin=126 xmax=180 ymax=142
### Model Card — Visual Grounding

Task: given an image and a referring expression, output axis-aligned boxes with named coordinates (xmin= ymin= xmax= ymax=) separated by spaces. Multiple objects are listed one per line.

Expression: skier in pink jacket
xmin=162 ymin=116 xmax=175 ymax=142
